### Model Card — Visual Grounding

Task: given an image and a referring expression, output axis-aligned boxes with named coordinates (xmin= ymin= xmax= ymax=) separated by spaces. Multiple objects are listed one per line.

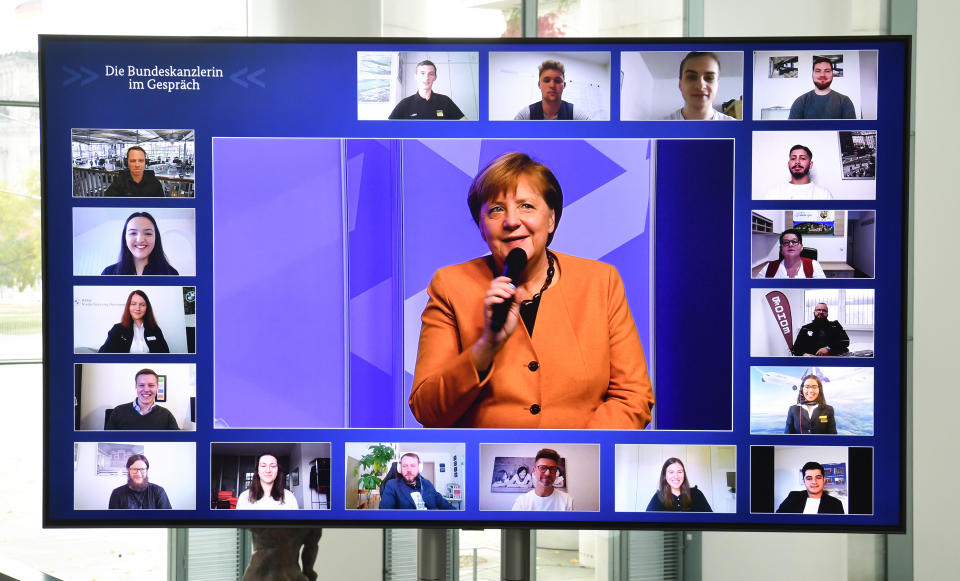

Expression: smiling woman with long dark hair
xmin=784 ymin=374 xmax=837 ymax=434
xmin=101 ymin=211 xmax=179 ymax=275
xmin=235 ymin=453 xmax=299 ymax=510
xmin=97 ymin=289 xmax=170 ymax=353
xmin=646 ymin=457 xmax=713 ymax=512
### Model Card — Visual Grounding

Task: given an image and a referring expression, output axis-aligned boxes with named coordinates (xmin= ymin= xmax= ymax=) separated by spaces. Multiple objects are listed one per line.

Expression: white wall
xmin=614 ymin=445 xmax=736 ymax=513
xmin=73 ymin=441 xmax=196 ymax=510
xmin=752 ymin=50 xmax=872 ymax=120
xmin=849 ymin=211 xmax=876 ymax=277
xmin=914 ymin=0 xmax=960 ymax=577
xmin=771 ymin=445 xmax=850 ymax=514
xmin=619 ymin=51 xmax=655 ymax=119
xmin=77 ymin=363 xmax=195 ymax=431
xmin=488 ymin=52 xmax=611 ymax=120
xmin=620 ymin=51 xmax=743 ymax=120
xmin=72 ymin=285 xmax=190 ymax=353
xmin=72 ymin=207 xmax=196 ymax=276
xmin=399 ymin=51 xmax=479 ymax=120
xmin=478 ymin=444 xmax=600 ymax=511
xmin=752 ymin=131 xmax=877 ymax=200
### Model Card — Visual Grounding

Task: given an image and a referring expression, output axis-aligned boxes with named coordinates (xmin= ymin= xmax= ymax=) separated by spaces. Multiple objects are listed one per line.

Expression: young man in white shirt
xmin=511 ymin=448 xmax=574 ymax=511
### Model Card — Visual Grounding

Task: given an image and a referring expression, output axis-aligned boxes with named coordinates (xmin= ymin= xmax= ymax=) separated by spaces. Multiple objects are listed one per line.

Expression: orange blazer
xmin=409 ymin=252 xmax=654 ymax=429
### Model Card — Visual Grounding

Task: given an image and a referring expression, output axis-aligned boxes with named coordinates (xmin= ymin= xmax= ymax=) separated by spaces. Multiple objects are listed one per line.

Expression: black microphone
xmin=490 ymin=248 xmax=527 ymax=332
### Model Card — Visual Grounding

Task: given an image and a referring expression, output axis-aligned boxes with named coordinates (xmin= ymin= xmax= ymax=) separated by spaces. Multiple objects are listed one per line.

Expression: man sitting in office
xmin=104 ymin=368 xmax=180 ymax=430
xmin=388 ymin=60 xmax=467 ymax=120
xmin=514 ymin=59 xmax=590 ymax=120
xmin=792 ymin=303 xmax=850 ymax=357
xmin=776 ymin=461 xmax=845 ymax=514
xmin=380 ymin=452 xmax=455 ymax=510
xmin=511 ymin=448 xmax=574 ymax=511
xmin=104 ymin=146 xmax=165 ymax=197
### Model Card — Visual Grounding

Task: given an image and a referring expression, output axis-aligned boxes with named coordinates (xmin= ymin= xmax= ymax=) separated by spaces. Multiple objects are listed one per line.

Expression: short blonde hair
xmin=538 ymin=59 xmax=565 ymax=77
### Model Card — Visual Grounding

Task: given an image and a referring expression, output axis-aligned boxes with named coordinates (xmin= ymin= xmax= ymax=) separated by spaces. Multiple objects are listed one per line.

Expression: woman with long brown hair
xmin=98 ymin=289 xmax=169 ymax=353
xmin=645 ymin=457 xmax=712 ymax=512
xmin=235 ymin=453 xmax=299 ymax=510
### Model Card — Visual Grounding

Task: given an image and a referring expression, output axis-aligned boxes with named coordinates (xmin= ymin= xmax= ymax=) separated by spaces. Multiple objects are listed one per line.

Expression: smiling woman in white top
xmin=235 ymin=453 xmax=299 ymax=510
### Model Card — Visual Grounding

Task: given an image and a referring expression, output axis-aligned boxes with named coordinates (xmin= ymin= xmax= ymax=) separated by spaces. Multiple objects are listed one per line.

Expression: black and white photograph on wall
xmin=96 ymin=442 xmax=144 ymax=475
xmin=769 ymin=56 xmax=798 ymax=78
xmin=490 ymin=456 xmax=567 ymax=492
xmin=838 ymin=131 xmax=877 ymax=179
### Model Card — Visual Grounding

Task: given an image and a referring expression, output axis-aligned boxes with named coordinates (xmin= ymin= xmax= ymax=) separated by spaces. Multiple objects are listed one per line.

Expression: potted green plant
xmin=354 ymin=444 xmax=395 ymax=508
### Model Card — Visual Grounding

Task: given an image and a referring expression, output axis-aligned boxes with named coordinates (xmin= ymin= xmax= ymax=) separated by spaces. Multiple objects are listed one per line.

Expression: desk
xmin=821 ymin=261 xmax=855 ymax=278
xmin=443 ymin=497 xmax=463 ymax=510
xmin=751 ymin=261 xmax=856 ymax=278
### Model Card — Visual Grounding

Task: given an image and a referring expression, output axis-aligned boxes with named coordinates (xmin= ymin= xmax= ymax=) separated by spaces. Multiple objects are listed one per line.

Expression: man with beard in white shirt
xmin=765 ymin=144 xmax=833 ymax=200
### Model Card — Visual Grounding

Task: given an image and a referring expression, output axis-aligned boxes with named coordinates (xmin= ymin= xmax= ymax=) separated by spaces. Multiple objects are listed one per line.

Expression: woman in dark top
xmin=784 ymin=374 xmax=837 ymax=434
xmin=101 ymin=211 xmax=179 ymax=275
xmin=646 ymin=457 xmax=713 ymax=512
xmin=98 ymin=289 xmax=170 ymax=353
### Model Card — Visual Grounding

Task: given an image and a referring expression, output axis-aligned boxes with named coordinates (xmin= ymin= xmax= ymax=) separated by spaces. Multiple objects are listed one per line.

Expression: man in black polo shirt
xmin=104 ymin=146 xmax=165 ymax=197
xmin=388 ymin=60 xmax=467 ymax=120
xmin=104 ymin=368 xmax=180 ymax=430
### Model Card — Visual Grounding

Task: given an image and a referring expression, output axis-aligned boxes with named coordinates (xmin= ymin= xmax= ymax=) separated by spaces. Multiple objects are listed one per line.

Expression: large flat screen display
xmin=42 ymin=35 xmax=909 ymax=530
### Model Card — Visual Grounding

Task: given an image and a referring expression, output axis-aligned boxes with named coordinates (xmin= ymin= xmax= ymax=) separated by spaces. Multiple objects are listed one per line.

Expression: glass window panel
xmin=538 ymin=0 xmax=683 ymax=37
xmin=0 ymin=104 xmax=40 ymax=361
xmin=704 ymin=0 xmax=889 ymax=36
xmin=382 ymin=0 xmax=521 ymax=37
xmin=459 ymin=529 xmax=502 ymax=580
xmin=0 ymin=0 xmax=247 ymax=101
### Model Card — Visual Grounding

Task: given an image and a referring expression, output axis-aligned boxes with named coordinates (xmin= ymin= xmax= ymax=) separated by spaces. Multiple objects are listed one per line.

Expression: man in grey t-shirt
xmin=788 ymin=56 xmax=856 ymax=119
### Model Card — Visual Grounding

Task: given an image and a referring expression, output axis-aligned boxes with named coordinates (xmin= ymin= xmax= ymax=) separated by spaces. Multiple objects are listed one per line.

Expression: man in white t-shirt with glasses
xmin=511 ymin=448 xmax=574 ymax=511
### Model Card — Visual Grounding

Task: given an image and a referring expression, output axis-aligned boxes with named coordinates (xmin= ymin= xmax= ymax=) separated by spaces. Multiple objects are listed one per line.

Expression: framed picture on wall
xmin=96 ymin=442 xmax=144 ymax=475
xmin=156 ymin=374 xmax=167 ymax=402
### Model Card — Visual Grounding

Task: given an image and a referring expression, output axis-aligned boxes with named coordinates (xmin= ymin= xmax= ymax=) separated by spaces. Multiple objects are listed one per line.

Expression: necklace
xmin=519 ymin=252 xmax=555 ymax=336
xmin=522 ymin=251 xmax=556 ymax=306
